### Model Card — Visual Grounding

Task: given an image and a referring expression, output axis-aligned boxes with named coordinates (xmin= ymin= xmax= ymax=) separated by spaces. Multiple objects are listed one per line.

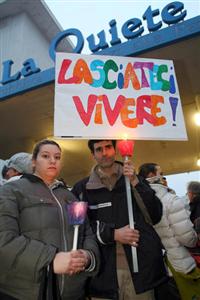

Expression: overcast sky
xmin=45 ymin=0 xmax=200 ymax=196
xmin=45 ymin=0 xmax=200 ymax=54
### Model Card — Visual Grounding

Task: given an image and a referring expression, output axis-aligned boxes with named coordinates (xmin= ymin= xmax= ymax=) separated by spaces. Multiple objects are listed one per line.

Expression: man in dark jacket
xmin=72 ymin=140 xmax=168 ymax=300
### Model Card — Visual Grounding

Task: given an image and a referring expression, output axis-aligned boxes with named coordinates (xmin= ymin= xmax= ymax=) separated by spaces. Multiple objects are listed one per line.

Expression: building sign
xmin=49 ymin=1 xmax=186 ymax=60
xmin=1 ymin=59 xmax=41 ymax=85
xmin=2 ymin=0 xmax=199 ymax=101
xmin=0 ymin=1 xmax=187 ymax=87
xmin=54 ymin=53 xmax=187 ymax=140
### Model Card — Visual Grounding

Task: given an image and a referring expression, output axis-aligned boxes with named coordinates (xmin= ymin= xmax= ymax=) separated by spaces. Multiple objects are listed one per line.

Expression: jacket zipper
xmin=49 ymin=188 xmax=67 ymax=294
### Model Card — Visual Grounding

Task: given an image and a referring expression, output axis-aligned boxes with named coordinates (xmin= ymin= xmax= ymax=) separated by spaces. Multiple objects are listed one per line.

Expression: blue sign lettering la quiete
xmin=0 ymin=1 xmax=186 ymax=86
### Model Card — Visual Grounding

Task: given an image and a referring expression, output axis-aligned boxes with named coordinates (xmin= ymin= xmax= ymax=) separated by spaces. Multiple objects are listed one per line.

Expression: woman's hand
xmin=53 ymin=250 xmax=89 ymax=275
xmin=78 ymin=249 xmax=91 ymax=268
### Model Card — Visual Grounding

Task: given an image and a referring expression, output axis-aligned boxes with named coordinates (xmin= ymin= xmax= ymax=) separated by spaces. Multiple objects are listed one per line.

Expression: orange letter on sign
xmin=123 ymin=63 xmax=140 ymax=90
xmin=120 ymin=98 xmax=139 ymax=128
xmin=151 ymin=95 xmax=166 ymax=126
xmin=73 ymin=59 xmax=93 ymax=84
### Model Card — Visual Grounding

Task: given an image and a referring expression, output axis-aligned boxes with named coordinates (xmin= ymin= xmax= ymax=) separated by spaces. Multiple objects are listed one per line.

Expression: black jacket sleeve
xmin=134 ymin=177 xmax=163 ymax=225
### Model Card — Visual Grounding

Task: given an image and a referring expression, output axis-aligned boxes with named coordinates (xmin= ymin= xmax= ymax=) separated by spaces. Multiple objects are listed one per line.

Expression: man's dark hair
xmin=138 ymin=163 xmax=158 ymax=179
xmin=88 ymin=140 xmax=116 ymax=153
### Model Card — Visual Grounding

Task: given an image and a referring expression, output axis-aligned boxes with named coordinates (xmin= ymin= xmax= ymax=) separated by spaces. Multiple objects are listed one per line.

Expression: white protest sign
xmin=54 ymin=53 xmax=187 ymax=140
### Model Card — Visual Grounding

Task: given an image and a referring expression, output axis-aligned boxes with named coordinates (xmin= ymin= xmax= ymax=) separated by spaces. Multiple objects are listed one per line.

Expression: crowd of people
xmin=0 ymin=139 xmax=199 ymax=300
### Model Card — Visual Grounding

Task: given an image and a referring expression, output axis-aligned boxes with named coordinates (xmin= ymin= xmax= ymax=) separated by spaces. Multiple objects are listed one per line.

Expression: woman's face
xmin=32 ymin=144 xmax=62 ymax=184
xmin=187 ymin=190 xmax=193 ymax=202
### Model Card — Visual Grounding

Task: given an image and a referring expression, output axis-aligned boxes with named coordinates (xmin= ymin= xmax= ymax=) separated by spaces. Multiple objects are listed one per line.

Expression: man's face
xmin=6 ymin=168 xmax=19 ymax=179
xmin=92 ymin=140 xmax=116 ymax=169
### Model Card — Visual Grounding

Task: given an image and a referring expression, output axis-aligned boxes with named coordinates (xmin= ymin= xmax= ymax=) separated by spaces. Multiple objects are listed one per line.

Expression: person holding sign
xmin=72 ymin=140 xmax=167 ymax=300
xmin=0 ymin=139 xmax=99 ymax=300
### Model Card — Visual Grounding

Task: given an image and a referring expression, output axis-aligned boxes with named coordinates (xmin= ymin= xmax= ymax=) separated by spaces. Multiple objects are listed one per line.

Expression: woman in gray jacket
xmin=0 ymin=139 xmax=99 ymax=300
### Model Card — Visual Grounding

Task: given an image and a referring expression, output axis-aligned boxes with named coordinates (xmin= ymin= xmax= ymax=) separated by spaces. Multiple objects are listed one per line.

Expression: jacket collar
xmin=22 ymin=174 xmax=65 ymax=189
xmin=86 ymin=161 xmax=123 ymax=190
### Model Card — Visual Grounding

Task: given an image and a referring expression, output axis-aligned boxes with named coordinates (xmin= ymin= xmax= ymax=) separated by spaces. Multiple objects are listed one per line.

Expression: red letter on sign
xmin=58 ymin=59 xmax=78 ymax=84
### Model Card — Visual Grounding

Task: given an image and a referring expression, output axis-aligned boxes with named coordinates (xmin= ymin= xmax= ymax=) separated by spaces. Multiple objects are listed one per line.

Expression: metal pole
xmin=124 ymin=156 xmax=139 ymax=273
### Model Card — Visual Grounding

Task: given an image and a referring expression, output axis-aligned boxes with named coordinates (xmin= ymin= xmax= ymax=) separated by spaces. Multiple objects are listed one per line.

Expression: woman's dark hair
xmin=187 ymin=181 xmax=200 ymax=196
xmin=138 ymin=163 xmax=158 ymax=179
xmin=88 ymin=140 xmax=116 ymax=153
xmin=32 ymin=139 xmax=61 ymax=160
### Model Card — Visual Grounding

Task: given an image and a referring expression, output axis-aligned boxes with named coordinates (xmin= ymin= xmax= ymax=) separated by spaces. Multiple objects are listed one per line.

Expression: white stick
xmin=124 ymin=156 xmax=139 ymax=273
xmin=72 ymin=225 xmax=79 ymax=250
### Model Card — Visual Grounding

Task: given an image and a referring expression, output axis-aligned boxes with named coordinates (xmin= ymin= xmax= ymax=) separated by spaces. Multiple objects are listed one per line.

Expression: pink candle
xmin=67 ymin=201 xmax=88 ymax=250
xmin=67 ymin=201 xmax=88 ymax=225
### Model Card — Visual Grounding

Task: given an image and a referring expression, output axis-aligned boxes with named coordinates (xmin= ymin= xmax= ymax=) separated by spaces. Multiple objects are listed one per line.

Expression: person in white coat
xmin=138 ymin=163 xmax=200 ymax=300
xmin=138 ymin=163 xmax=197 ymax=274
